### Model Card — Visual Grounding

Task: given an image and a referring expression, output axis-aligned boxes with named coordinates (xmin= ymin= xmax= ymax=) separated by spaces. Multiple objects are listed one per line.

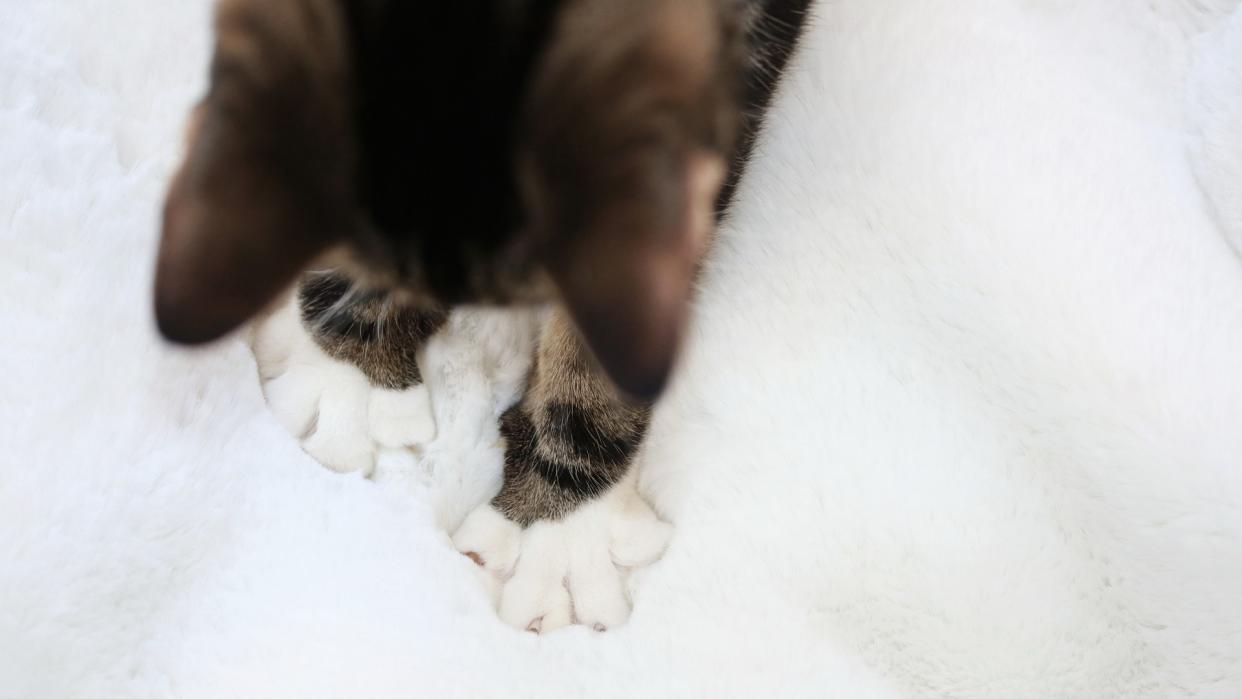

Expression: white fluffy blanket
xmin=3 ymin=1 xmax=1241 ymax=696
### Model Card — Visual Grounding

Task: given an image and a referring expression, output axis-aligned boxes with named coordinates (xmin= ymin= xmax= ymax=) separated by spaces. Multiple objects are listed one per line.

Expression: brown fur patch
xmin=299 ymin=274 xmax=447 ymax=390
xmin=492 ymin=308 xmax=649 ymax=525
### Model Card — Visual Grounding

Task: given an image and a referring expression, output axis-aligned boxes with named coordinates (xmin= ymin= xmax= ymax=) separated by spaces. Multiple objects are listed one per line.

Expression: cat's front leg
xmin=251 ymin=272 xmax=446 ymax=475
xmin=453 ymin=309 xmax=672 ymax=633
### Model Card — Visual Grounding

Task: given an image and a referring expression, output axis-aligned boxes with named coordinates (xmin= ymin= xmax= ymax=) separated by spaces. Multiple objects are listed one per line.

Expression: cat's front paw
xmin=451 ymin=475 xmax=672 ymax=633
xmin=250 ymin=298 xmax=437 ymax=475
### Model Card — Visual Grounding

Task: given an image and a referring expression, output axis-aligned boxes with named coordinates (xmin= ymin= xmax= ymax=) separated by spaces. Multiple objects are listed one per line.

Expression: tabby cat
xmin=154 ymin=0 xmax=810 ymax=623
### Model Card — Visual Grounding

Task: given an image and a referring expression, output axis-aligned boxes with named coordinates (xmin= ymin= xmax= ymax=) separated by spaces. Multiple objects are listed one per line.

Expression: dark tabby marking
xmin=543 ymin=402 xmax=644 ymax=468
xmin=298 ymin=273 xmax=447 ymax=390
xmin=155 ymin=0 xmax=812 ymax=527
xmin=493 ymin=309 xmax=650 ymax=524
xmin=496 ymin=406 xmax=634 ymax=525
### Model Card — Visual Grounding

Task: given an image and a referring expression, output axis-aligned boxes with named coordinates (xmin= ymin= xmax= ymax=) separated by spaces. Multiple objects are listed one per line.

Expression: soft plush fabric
xmin=2 ymin=1 xmax=1241 ymax=696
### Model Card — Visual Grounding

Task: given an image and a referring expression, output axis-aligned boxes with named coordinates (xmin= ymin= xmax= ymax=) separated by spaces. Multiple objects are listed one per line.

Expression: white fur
xmin=3 ymin=0 xmax=1242 ymax=696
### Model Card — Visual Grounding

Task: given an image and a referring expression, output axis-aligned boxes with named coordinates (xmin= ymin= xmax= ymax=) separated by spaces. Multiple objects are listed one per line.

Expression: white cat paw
xmin=451 ymin=475 xmax=672 ymax=633
xmin=250 ymin=297 xmax=437 ymax=475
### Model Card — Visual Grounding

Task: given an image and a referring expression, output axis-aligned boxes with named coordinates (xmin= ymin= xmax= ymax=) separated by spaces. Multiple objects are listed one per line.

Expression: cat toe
xmin=296 ymin=367 xmax=374 ymax=474
xmin=496 ymin=521 xmax=573 ymax=633
xmin=260 ymin=370 xmax=322 ymax=439
xmin=452 ymin=505 xmax=521 ymax=578
xmin=567 ymin=538 xmax=629 ymax=632
xmin=608 ymin=494 xmax=674 ymax=568
xmin=249 ymin=298 xmax=303 ymax=378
